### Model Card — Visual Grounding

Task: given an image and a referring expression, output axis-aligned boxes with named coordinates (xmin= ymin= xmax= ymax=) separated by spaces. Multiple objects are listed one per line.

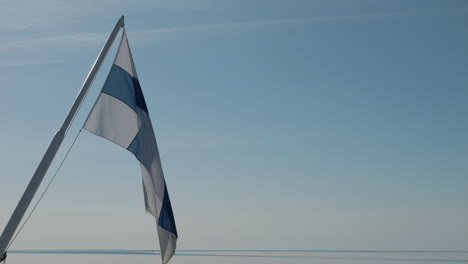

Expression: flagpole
xmin=0 ymin=15 xmax=125 ymax=259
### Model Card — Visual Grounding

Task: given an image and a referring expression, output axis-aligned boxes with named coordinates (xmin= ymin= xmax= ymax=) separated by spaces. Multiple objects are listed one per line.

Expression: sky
xmin=0 ymin=0 xmax=467 ymax=253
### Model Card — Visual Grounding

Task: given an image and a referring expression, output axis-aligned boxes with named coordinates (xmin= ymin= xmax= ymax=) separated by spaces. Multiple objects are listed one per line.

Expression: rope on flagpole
xmin=0 ymin=16 xmax=125 ymax=259
xmin=5 ymin=129 xmax=83 ymax=251
xmin=3 ymin=18 xmax=115 ymax=250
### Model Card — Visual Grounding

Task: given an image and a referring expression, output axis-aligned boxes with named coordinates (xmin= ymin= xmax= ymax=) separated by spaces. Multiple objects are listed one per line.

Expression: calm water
xmin=7 ymin=250 xmax=468 ymax=264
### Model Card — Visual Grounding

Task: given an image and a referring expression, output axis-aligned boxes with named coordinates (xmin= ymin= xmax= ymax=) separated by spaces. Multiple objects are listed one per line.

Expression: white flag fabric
xmin=84 ymin=30 xmax=177 ymax=264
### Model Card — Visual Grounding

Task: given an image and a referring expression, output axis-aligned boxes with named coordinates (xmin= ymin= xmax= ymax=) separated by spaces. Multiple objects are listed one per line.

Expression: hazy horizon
xmin=6 ymin=250 xmax=468 ymax=264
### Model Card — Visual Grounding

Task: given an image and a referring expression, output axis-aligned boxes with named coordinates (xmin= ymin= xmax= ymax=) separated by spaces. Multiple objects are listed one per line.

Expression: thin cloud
xmin=132 ymin=8 xmax=467 ymax=35
xmin=0 ymin=59 xmax=66 ymax=68
xmin=0 ymin=32 xmax=106 ymax=51
xmin=0 ymin=7 xmax=466 ymax=64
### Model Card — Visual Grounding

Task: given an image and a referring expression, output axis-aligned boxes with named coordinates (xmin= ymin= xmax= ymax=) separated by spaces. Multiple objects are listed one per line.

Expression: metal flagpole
xmin=0 ymin=15 xmax=125 ymax=261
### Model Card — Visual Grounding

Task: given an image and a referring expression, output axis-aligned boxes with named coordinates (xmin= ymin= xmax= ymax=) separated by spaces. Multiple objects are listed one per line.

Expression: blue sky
xmin=0 ymin=0 xmax=467 ymax=252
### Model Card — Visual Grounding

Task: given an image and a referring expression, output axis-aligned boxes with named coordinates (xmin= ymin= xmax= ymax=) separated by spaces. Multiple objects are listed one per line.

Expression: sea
xmin=7 ymin=250 xmax=468 ymax=264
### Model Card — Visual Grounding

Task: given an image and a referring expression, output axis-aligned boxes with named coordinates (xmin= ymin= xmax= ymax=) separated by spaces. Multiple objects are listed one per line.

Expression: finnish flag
xmin=84 ymin=30 xmax=178 ymax=264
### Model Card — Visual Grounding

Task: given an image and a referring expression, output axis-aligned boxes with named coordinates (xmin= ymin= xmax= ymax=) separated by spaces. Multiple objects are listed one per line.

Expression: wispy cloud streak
xmin=0 ymin=7 xmax=466 ymax=66
xmin=126 ymin=7 xmax=468 ymax=36
xmin=132 ymin=11 xmax=414 ymax=35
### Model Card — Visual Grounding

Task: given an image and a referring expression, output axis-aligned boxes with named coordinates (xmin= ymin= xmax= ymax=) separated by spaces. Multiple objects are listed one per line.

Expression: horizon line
xmin=8 ymin=249 xmax=468 ymax=262
xmin=9 ymin=249 xmax=468 ymax=253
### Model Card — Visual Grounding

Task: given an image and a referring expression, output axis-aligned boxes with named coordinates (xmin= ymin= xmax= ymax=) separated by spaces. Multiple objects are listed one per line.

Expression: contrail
xmin=0 ymin=7 xmax=465 ymax=61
